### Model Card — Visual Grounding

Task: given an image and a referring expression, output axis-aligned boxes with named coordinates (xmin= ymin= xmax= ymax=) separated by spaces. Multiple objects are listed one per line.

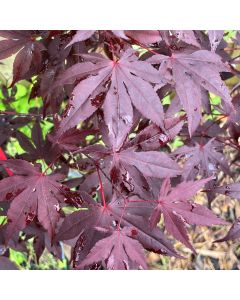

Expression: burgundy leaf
xmin=0 ymin=159 xmax=69 ymax=241
xmin=0 ymin=30 xmax=31 ymax=60
xmin=126 ymin=30 xmax=161 ymax=44
xmin=173 ymin=138 xmax=230 ymax=180
xmin=173 ymin=30 xmax=201 ymax=48
xmin=0 ymin=256 xmax=18 ymax=270
xmin=55 ymin=49 xmax=165 ymax=141
xmin=208 ymin=30 xmax=224 ymax=52
xmin=0 ymin=30 xmax=235 ymax=270
xmin=149 ymin=177 xmax=227 ymax=250
xmin=57 ymin=191 xmax=180 ymax=268
xmin=147 ymin=50 xmax=233 ymax=135
xmin=119 ymin=150 xmax=181 ymax=179
xmin=78 ymin=228 xmax=147 ymax=270
xmin=216 ymin=218 xmax=240 ymax=242
xmin=66 ymin=30 xmax=95 ymax=47
xmin=214 ymin=183 xmax=240 ymax=199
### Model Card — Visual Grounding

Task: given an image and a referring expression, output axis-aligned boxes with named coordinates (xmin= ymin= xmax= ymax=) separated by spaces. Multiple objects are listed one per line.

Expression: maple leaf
xmin=110 ymin=201 xmax=181 ymax=258
xmin=0 ymin=31 xmax=32 ymax=60
xmin=66 ymin=30 xmax=150 ymax=49
xmin=0 ymin=30 xmax=237 ymax=270
xmin=16 ymin=121 xmax=98 ymax=162
xmin=24 ymin=223 xmax=63 ymax=262
xmin=118 ymin=149 xmax=181 ymax=179
xmin=78 ymin=227 xmax=147 ymax=270
xmin=0 ymin=222 xmax=27 ymax=253
xmin=147 ymin=50 xmax=233 ymax=135
xmin=66 ymin=30 xmax=129 ymax=47
xmin=56 ymin=192 xmax=180 ymax=268
xmin=55 ymin=191 xmax=114 ymax=265
xmin=15 ymin=122 xmax=54 ymax=162
xmin=126 ymin=30 xmax=161 ymax=44
xmin=173 ymin=138 xmax=230 ymax=180
xmin=208 ymin=30 xmax=224 ymax=52
xmin=66 ymin=30 xmax=96 ymax=47
xmin=0 ymin=256 xmax=18 ymax=270
xmin=148 ymin=177 xmax=228 ymax=251
xmin=54 ymin=48 xmax=165 ymax=143
xmin=0 ymin=113 xmax=30 ymax=148
xmin=173 ymin=138 xmax=230 ymax=205
xmin=78 ymin=117 xmax=183 ymax=197
xmin=171 ymin=30 xmax=201 ymax=48
xmin=214 ymin=182 xmax=240 ymax=199
xmin=216 ymin=218 xmax=240 ymax=242
xmin=48 ymin=125 xmax=98 ymax=153
xmin=0 ymin=30 xmax=45 ymax=85
xmin=66 ymin=30 xmax=162 ymax=48
xmin=0 ymin=159 xmax=72 ymax=241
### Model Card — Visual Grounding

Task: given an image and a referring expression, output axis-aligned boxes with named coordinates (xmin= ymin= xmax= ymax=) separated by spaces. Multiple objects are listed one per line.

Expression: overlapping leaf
xmin=147 ymin=50 xmax=232 ymax=135
xmin=216 ymin=218 xmax=240 ymax=242
xmin=54 ymin=49 xmax=165 ymax=145
xmin=0 ymin=30 xmax=237 ymax=270
xmin=78 ymin=228 xmax=147 ymax=270
xmin=56 ymin=192 xmax=180 ymax=268
xmin=173 ymin=138 xmax=230 ymax=180
xmin=0 ymin=30 xmax=45 ymax=85
xmin=0 ymin=159 xmax=73 ymax=241
xmin=149 ymin=177 xmax=228 ymax=250
xmin=214 ymin=182 xmax=240 ymax=199
xmin=77 ymin=118 xmax=183 ymax=198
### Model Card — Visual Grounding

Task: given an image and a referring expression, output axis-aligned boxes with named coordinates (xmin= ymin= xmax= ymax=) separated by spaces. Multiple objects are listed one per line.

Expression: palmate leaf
xmin=66 ymin=30 xmax=161 ymax=47
xmin=78 ymin=117 xmax=183 ymax=198
xmin=147 ymin=50 xmax=233 ymax=135
xmin=15 ymin=122 xmax=54 ymax=162
xmin=0 ymin=159 xmax=74 ymax=241
xmin=0 ymin=30 xmax=236 ymax=270
xmin=24 ymin=223 xmax=63 ymax=263
xmin=56 ymin=193 xmax=180 ymax=269
xmin=172 ymin=30 xmax=201 ymax=48
xmin=118 ymin=150 xmax=181 ymax=179
xmin=216 ymin=218 xmax=240 ymax=242
xmin=149 ymin=177 xmax=228 ymax=251
xmin=173 ymin=138 xmax=230 ymax=180
xmin=55 ymin=192 xmax=114 ymax=264
xmin=56 ymin=176 xmax=228 ymax=268
xmin=214 ymin=183 xmax=240 ymax=199
xmin=0 ymin=31 xmax=32 ymax=60
xmin=213 ymin=183 xmax=240 ymax=240
xmin=0 ymin=30 xmax=45 ymax=85
xmin=54 ymin=48 xmax=165 ymax=147
xmin=66 ymin=30 xmax=96 ymax=47
xmin=16 ymin=121 xmax=98 ymax=162
xmin=66 ymin=30 xmax=129 ymax=47
xmin=78 ymin=227 xmax=147 ymax=270
xmin=76 ymin=139 xmax=182 ymax=208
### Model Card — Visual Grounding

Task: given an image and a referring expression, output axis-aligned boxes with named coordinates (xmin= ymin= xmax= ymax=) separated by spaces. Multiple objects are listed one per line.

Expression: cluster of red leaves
xmin=0 ymin=30 xmax=240 ymax=270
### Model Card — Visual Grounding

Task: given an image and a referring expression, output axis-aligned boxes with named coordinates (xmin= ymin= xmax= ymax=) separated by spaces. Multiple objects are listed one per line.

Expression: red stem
xmin=96 ymin=166 xmax=107 ymax=208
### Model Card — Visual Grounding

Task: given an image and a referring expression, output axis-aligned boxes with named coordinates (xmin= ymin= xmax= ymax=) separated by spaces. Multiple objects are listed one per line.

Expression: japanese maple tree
xmin=0 ymin=30 xmax=240 ymax=270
